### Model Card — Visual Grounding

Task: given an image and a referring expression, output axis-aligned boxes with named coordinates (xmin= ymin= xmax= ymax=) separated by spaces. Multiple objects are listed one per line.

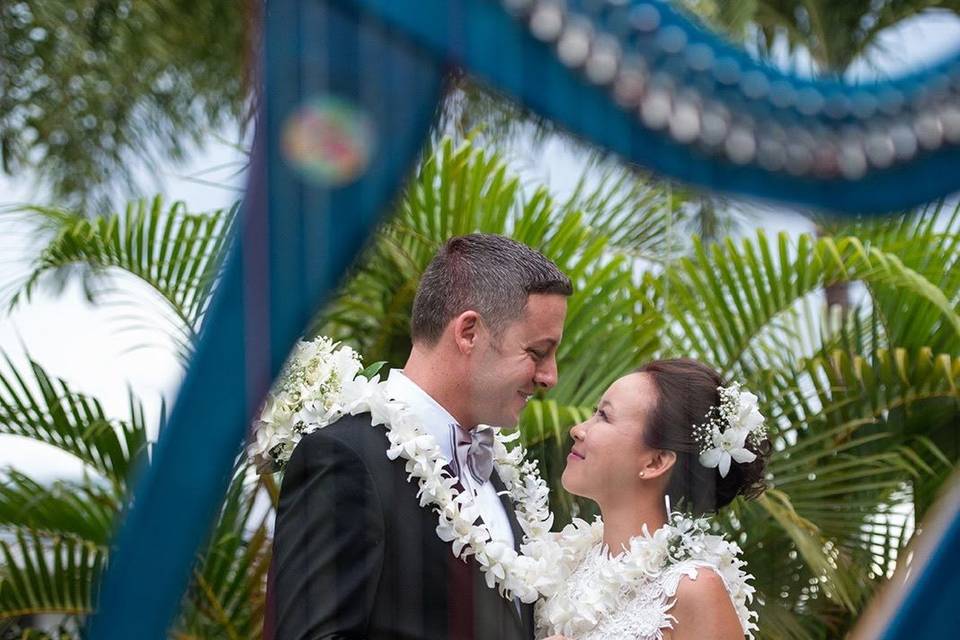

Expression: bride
xmin=536 ymin=358 xmax=771 ymax=640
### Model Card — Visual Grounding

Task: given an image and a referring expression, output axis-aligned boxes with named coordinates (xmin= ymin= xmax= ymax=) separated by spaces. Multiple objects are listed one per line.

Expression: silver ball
xmin=685 ymin=43 xmax=714 ymax=72
xmin=557 ymin=19 xmax=592 ymax=68
xmin=785 ymin=141 xmax=813 ymax=175
xmin=850 ymin=92 xmax=878 ymax=119
xmin=741 ymin=71 xmax=769 ymax=100
xmin=796 ymin=88 xmax=824 ymax=116
xmin=656 ymin=25 xmax=687 ymax=54
xmin=700 ymin=104 xmax=729 ymax=146
xmin=629 ymin=3 xmax=660 ymax=32
xmin=725 ymin=125 xmax=756 ymax=164
xmin=889 ymin=123 xmax=918 ymax=161
xmin=714 ymin=57 xmax=740 ymax=85
xmin=529 ymin=1 xmax=564 ymax=42
xmin=914 ymin=112 xmax=943 ymax=150
xmin=669 ymin=99 xmax=701 ymax=143
xmin=612 ymin=59 xmax=648 ymax=107
xmin=864 ymin=130 xmax=895 ymax=169
xmin=824 ymin=94 xmax=851 ymax=119
xmin=585 ymin=35 xmax=621 ymax=84
xmin=757 ymin=136 xmax=786 ymax=172
xmin=941 ymin=105 xmax=960 ymax=144
xmin=770 ymin=80 xmax=796 ymax=109
xmin=838 ymin=140 xmax=867 ymax=180
xmin=640 ymin=87 xmax=672 ymax=130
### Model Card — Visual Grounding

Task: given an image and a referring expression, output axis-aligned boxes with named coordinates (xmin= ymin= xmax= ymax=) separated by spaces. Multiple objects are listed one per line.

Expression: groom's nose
xmin=534 ymin=355 xmax=558 ymax=389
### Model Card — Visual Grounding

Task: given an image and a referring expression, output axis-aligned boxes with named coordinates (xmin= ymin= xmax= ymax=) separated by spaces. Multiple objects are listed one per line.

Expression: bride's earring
xmin=639 ymin=471 xmax=646 ymax=478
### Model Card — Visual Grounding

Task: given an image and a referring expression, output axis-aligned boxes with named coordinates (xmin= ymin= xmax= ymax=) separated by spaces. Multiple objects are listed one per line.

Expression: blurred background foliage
xmin=0 ymin=0 xmax=255 ymax=208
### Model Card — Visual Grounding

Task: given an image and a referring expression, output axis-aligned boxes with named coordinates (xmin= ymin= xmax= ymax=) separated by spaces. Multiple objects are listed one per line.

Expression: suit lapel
xmin=490 ymin=470 xmax=532 ymax=635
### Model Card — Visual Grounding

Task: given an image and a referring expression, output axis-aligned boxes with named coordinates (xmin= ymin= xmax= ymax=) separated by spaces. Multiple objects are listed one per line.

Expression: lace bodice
xmin=531 ymin=515 xmax=758 ymax=640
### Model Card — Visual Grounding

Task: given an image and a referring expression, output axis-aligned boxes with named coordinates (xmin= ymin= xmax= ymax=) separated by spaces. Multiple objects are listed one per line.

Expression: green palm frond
xmin=0 ymin=531 xmax=104 ymax=621
xmin=0 ymin=353 xmax=149 ymax=493
xmin=832 ymin=202 xmax=960 ymax=356
xmin=6 ymin=196 xmax=237 ymax=365
xmin=559 ymin=162 xmax=684 ymax=261
xmin=177 ymin=466 xmax=273 ymax=640
xmin=661 ymin=231 xmax=960 ymax=376
xmin=0 ymin=471 xmax=117 ymax=546
xmin=727 ymin=346 xmax=958 ymax=634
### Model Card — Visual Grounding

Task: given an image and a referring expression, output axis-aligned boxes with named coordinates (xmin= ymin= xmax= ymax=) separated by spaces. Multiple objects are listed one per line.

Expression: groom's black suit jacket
xmin=268 ymin=412 xmax=535 ymax=640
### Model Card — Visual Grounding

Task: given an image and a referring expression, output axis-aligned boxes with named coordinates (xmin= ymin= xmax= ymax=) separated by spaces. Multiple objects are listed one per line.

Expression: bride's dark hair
xmin=637 ymin=358 xmax=771 ymax=516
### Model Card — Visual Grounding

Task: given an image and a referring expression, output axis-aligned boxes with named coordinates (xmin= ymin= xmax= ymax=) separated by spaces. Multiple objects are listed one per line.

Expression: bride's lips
xmin=568 ymin=449 xmax=585 ymax=461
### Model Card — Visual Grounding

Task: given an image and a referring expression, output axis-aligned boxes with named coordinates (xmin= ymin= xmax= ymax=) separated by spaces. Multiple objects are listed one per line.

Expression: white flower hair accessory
xmin=693 ymin=383 xmax=767 ymax=478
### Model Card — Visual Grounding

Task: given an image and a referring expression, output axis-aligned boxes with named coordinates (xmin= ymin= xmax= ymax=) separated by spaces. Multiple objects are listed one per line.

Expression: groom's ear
xmin=452 ymin=310 xmax=481 ymax=354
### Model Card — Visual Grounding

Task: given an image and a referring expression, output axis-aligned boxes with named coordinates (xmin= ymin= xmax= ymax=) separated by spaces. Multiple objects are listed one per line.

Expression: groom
xmin=269 ymin=233 xmax=571 ymax=639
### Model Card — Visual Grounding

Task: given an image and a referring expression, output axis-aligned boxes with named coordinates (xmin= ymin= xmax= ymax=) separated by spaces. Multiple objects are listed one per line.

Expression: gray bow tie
xmin=453 ymin=424 xmax=495 ymax=485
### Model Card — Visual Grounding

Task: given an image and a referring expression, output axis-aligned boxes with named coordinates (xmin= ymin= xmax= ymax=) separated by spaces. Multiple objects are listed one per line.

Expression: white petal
xmin=727 ymin=426 xmax=751 ymax=448
xmin=731 ymin=448 xmax=757 ymax=464
xmin=741 ymin=407 xmax=764 ymax=432
xmin=700 ymin=448 xmax=723 ymax=468
xmin=718 ymin=452 xmax=732 ymax=477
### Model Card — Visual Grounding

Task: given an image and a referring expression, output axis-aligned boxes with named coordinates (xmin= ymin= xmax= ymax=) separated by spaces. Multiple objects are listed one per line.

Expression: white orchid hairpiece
xmin=692 ymin=383 xmax=767 ymax=478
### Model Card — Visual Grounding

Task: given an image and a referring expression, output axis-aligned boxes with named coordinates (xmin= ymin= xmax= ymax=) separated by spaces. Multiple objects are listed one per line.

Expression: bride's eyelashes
xmin=592 ymin=406 xmax=608 ymax=421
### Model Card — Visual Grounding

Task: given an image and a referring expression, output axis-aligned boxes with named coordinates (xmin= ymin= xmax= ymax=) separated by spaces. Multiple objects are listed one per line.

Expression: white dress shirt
xmin=386 ymin=369 xmax=516 ymax=547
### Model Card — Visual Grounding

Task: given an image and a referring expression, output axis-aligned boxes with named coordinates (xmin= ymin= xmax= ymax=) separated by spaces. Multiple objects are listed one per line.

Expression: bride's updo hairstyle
xmin=638 ymin=358 xmax=771 ymax=516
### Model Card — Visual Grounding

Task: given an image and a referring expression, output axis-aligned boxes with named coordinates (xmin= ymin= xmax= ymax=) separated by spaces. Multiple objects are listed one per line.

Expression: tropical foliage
xmin=0 ymin=0 xmax=253 ymax=206
xmin=2 ymin=137 xmax=959 ymax=639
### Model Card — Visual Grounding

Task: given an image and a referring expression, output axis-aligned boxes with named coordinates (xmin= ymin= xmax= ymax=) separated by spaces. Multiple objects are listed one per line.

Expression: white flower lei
xmin=249 ymin=336 xmax=555 ymax=603
xmin=531 ymin=508 xmax=759 ymax=639
xmin=248 ymin=336 xmax=365 ymax=470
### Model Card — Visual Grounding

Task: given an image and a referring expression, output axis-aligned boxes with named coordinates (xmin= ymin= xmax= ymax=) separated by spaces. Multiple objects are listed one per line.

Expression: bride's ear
xmin=641 ymin=449 xmax=677 ymax=480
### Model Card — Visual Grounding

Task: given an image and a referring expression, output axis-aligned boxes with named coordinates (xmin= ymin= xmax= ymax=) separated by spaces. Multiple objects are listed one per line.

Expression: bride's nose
xmin=570 ymin=421 xmax=585 ymax=441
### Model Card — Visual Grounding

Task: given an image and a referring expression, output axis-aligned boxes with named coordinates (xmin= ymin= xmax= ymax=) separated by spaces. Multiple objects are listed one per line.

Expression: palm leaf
xmin=176 ymin=464 xmax=273 ymax=640
xmin=0 ymin=471 xmax=117 ymax=547
xmin=0 ymin=531 xmax=104 ymax=621
xmin=0 ymin=353 xmax=149 ymax=492
xmin=6 ymin=196 xmax=237 ymax=365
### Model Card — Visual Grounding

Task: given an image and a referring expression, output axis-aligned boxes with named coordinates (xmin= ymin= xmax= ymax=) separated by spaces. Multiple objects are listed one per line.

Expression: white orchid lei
xmin=693 ymin=383 xmax=768 ymax=478
xmin=249 ymin=336 xmax=555 ymax=603
xmin=248 ymin=336 xmax=367 ymax=470
xmin=532 ymin=508 xmax=759 ymax=639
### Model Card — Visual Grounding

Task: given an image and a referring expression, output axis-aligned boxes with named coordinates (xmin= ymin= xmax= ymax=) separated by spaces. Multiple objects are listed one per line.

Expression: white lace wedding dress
xmin=532 ymin=513 xmax=758 ymax=640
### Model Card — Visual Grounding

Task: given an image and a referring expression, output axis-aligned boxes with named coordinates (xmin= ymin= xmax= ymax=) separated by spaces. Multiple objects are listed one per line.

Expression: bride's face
xmin=561 ymin=372 xmax=659 ymax=502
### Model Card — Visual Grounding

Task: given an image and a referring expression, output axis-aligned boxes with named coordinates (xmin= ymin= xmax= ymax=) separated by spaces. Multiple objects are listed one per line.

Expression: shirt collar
xmin=386 ymin=369 xmax=458 ymax=464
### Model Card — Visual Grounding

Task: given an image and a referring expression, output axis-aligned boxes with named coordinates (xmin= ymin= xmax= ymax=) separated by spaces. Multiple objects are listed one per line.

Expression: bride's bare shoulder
xmin=669 ymin=567 xmax=744 ymax=640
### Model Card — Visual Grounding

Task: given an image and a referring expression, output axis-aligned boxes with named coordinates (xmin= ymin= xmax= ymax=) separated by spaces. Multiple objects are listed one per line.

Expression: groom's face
xmin=468 ymin=293 xmax=567 ymax=427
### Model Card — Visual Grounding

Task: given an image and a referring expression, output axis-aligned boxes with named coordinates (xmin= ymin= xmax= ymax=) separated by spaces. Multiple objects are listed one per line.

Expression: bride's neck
xmin=599 ymin=494 xmax=668 ymax=555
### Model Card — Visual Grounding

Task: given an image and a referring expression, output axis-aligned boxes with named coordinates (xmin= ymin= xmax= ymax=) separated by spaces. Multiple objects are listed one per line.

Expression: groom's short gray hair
xmin=411 ymin=233 xmax=572 ymax=344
